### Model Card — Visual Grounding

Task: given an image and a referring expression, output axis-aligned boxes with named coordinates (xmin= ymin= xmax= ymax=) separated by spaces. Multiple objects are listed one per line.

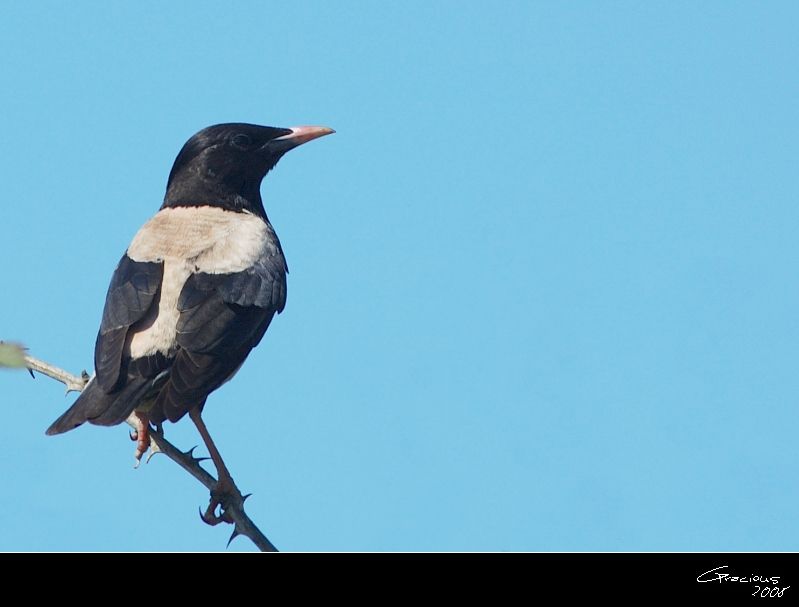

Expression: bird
xmin=46 ymin=122 xmax=334 ymax=523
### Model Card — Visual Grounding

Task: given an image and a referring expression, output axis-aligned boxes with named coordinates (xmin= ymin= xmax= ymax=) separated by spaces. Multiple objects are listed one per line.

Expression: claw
xmin=198 ymin=484 xmax=240 ymax=527
xmin=145 ymin=444 xmax=161 ymax=464
xmin=242 ymin=493 xmax=252 ymax=503
xmin=200 ymin=500 xmax=225 ymax=526
xmin=133 ymin=443 xmax=148 ymax=469
xmin=129 ymin=430 xmax=138 ymax=442
xmin=28 ymin=368 xmax=35 ymax=379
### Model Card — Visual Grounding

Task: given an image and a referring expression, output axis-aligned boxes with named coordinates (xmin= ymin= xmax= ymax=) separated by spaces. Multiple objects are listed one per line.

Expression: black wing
xmin=45 ymin=254 xmax=163 ymax=434
xmin=150 ymin=258 xmax=286 ymax=423
xmin=95 ymin=254 xmax=164 ymax=392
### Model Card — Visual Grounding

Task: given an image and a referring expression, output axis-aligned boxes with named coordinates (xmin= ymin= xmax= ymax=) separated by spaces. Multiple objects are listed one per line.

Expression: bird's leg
xmin=129 ymin=411 xmax=152 ymax=466
xmin=189 ymin=407 xmax=241 ymax=526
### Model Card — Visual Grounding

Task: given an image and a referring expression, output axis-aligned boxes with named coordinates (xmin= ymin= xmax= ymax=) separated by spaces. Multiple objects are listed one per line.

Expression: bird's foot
xmin=129 ymin=412 xmax=152 ymax=467
xmin=200 ymin=476 xmax=243 ymax=526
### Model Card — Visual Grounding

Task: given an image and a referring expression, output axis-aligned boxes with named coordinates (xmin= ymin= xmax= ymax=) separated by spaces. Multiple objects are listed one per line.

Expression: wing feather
xmin=149 ymin=261 xmax=285 ymax=423
xmin=95 ymin=255 xmax=163 ymax=391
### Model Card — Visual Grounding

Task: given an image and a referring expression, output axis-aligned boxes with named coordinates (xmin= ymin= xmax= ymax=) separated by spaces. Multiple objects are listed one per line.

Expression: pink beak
xmin=274 ymin=125 xmax=336 ymax=147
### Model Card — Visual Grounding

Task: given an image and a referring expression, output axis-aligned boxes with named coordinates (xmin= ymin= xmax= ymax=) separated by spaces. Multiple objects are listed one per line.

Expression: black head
xmin=163 ymin=122 xmax=334 ymax=217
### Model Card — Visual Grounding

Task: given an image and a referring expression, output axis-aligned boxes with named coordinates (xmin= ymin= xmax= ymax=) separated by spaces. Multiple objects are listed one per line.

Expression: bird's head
xmin=163 ymin=122 xmax=334 ymax=216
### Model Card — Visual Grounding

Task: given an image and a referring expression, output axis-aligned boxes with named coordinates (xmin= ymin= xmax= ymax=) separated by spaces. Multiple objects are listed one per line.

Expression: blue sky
xmin=1 ymin=2 xmax=798 ymax=551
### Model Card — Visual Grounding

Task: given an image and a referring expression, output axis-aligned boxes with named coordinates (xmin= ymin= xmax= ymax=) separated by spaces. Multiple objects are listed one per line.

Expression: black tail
xmin=45 ymin=375 xmax=154 ymax=435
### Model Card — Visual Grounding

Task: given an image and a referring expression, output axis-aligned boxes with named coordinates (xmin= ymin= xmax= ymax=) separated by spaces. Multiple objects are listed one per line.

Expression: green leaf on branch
xmin=0 ymin=342 xmax=27 ymax=368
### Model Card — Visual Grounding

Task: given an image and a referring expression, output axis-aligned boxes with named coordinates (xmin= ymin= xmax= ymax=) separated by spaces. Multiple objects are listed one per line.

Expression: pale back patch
xmin=125 ymin=206 xmax=275 ymax=358
xmin=127 ymin=206 xmax=271 ymax=273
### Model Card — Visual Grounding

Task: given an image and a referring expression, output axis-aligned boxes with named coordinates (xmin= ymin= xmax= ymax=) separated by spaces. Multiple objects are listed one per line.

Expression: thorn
xmin=227 ymin=526 xmax=241 ymax=548
xmin=183 ymin=445 xmax=210 ymax=465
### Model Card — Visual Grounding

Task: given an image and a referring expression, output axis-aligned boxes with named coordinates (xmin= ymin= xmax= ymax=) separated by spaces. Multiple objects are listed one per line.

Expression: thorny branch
xmin=22 ymin=352 xmax=278 ymax=552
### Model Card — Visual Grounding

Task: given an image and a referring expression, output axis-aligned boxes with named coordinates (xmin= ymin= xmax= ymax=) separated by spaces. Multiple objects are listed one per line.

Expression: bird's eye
xmin=231 ymin=134 xmax=251 ymax=149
